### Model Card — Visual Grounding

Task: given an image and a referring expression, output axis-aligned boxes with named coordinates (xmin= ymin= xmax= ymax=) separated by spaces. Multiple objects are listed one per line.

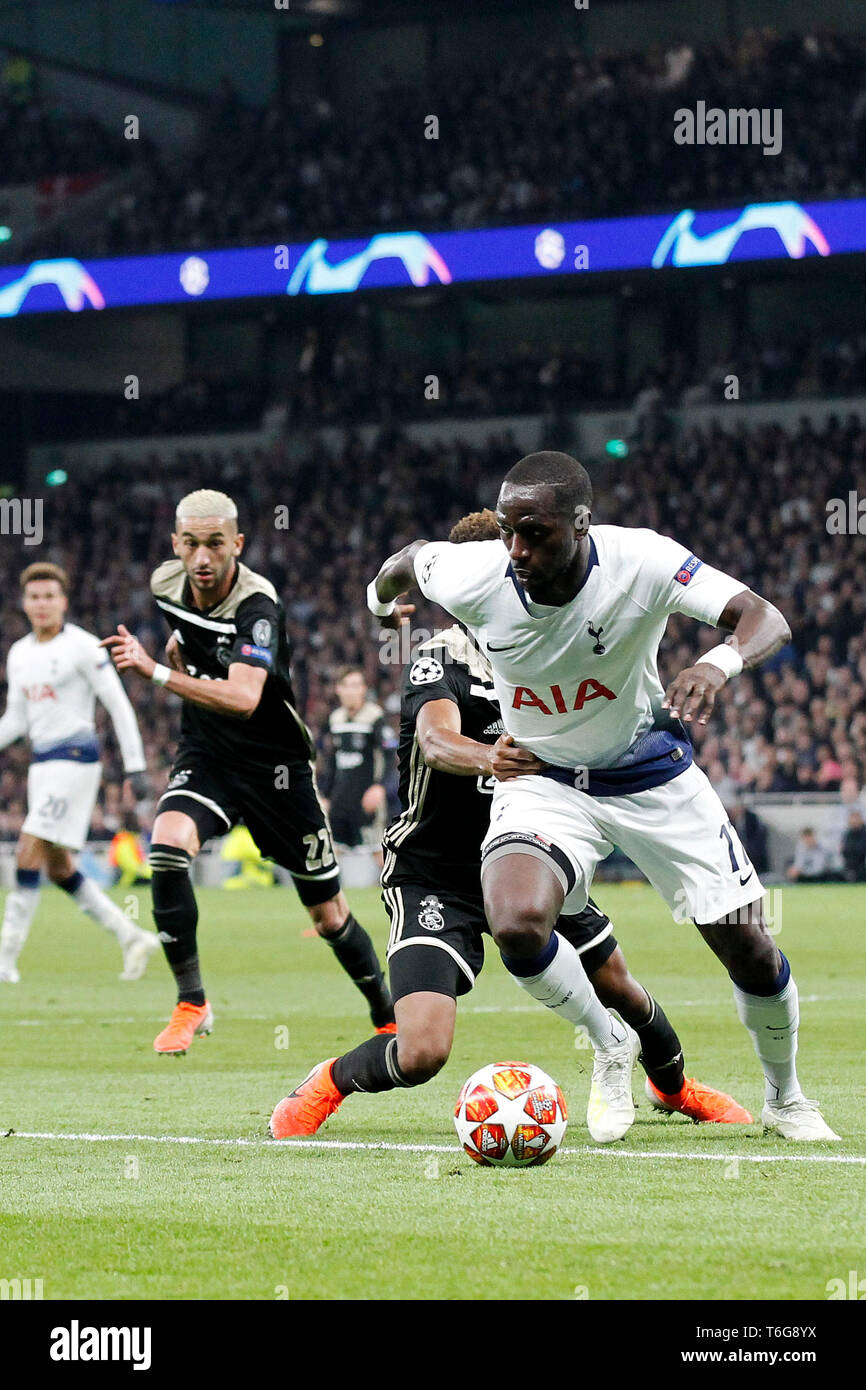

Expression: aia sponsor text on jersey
xmin=512 ymin=679 xmax=616 ymax=714
xmin=23 ymin=683 xmax=57 ymax=702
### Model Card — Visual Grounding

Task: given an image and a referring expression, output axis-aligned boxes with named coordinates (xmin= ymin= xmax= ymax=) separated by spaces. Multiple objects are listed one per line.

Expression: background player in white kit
xmin=0 ymin=563 xmax=159 ymax=983
xmin=369 ymin=451 xmax=840 ymax=1142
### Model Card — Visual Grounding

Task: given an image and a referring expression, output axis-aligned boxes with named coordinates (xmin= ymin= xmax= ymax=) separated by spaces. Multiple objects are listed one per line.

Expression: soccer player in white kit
xmin=0 ymin=563 xmax=159 ymax=983
xmin=368 ymin=452 xmax=839 ymax=1142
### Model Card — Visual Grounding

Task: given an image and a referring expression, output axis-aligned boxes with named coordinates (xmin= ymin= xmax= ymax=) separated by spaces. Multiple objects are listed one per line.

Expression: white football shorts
xmin=481 ymin=763 xmax=764 ymax=923
xmin=23 ymin=759 xmax=103 ymax=851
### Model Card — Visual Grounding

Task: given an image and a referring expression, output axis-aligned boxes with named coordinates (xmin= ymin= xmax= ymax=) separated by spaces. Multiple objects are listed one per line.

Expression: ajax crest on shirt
xmin=418 ymin=895 xmax=445 ymax=931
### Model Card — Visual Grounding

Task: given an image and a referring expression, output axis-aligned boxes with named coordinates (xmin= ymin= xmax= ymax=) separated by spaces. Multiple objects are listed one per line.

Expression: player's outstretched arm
xmin=663 ymin=590 xmax=791 ymax=726
xmin=100 ymin=624 xmax=266 ymax=720
xmin=89 ymin=651 xmax=147 ymax=777
xmin=0 ymin=661 xmax=27 ymax=751
xmin=369 ymin=540 xmax=428 ymax=607
xmin=417 ymin=701 xmax=544 ymax=781
xmin=715 ymin=589 xmax=792 ymax=666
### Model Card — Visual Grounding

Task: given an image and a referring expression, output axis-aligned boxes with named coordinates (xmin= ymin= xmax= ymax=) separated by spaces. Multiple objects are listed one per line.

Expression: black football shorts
xmin=382 ymin=879 xmax=616 ymax=1003
xmin=158 ymin=750 xmax=340 ymax=906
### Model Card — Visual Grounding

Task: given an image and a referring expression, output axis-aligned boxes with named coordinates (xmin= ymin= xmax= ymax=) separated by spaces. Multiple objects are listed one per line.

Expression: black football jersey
xmin=321 ymin=700 xmax=395 ymax=814
xmin=150 ymin=559 xmax=313 ymax=774
xmin=382 ymin=626 xmax=503 ymax=895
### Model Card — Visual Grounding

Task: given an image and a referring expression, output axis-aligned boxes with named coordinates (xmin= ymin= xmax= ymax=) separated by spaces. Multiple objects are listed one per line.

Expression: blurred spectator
xmin=786 ymin=828 xmax=837 ymax=882
xmin=220 ymin=825 xmax=275 ymax=888
xmin=109 ymin=822 xmax=152 ymax=888
xmin=821 ymin=776 xmax=866 ymax=868
xmin=841 ymin=811 xmax=866 ymax=882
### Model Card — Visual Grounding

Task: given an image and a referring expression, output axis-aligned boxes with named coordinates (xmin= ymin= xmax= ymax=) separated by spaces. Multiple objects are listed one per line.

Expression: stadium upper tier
xmin=26 ymin=329 xmax=866 ymax=445
xmin=13 ymin=27 xmax=866 ymax=258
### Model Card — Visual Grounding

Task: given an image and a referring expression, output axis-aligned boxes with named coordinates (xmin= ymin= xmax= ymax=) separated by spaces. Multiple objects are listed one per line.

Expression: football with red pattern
xmin=453 ymin=1061 xmax=568 ymax=1167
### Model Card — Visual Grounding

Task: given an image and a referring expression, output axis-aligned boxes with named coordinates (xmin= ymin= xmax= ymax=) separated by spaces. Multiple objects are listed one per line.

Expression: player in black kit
xmin=270 ymin=512 xmax=751 ymax=1139
xmin=319 ymin=666 xmax=395 ymax=853
xmin=101 ymin=489 xmax=394 ymax=1053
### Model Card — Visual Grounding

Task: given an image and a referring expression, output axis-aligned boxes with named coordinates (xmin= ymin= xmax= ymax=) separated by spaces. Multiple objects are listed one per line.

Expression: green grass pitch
xmin=1 ymin=880 xmax=864 ymax=1301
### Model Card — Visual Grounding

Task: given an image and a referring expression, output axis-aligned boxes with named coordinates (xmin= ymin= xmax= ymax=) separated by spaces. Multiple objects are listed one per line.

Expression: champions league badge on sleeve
xmin=409 ymin=656 xmax=445 ymax=685
xmin=674 ymin=554 xmax=703 ymax=585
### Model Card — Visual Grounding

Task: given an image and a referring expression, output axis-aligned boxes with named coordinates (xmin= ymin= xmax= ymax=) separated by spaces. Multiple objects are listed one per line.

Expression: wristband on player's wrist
xmin=366 ymin=579 xmax=396 ymax=618
xmin=151 ymin=663 xmax=172 ymax=687
xmin=700 ymin=643 xmax=744 ymax=680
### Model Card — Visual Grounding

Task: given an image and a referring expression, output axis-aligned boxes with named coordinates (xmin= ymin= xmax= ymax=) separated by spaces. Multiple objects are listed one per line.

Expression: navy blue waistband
xmin=32 ymin=738 xmax=100 ymax=764
xmin=541 ymin=727 xmax=692 ymax=797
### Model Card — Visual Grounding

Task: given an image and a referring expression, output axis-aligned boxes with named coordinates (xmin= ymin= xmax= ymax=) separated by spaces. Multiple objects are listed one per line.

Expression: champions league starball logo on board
xmin=179 ymin=256 xmax=210 ymax=296
xmin=534 ymin=228 xmax=566 ymax=269
xmin=0 ymin=198 xmax=849 ymax=315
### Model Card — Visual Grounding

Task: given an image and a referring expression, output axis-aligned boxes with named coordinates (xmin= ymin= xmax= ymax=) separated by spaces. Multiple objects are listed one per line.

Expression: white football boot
xmin=586 ymin=1020 xmax=640 ymax=1143
xmin=120 ymin=930 xmax=160 ymax=982
xmin=762 ymin=1096 xmax=841 ymax=1142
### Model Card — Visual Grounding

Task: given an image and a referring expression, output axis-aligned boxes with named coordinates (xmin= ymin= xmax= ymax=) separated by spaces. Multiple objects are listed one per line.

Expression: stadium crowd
xmin=16 ymin=27 xmax=866 ymax=258
xmin=32 ymin=327 xmax=866 ymax=447
xmin=1 ymin=416 xmax=864 ymax=875
xmin=0 ymin=56 xmax=128 ymax=187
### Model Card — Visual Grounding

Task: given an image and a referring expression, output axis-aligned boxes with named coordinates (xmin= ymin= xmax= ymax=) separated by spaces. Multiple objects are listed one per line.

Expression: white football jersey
xmin=414 ymin=527 xmax=747 ymax=770
xmin=0 ymin=622 xmax=145 ymax=770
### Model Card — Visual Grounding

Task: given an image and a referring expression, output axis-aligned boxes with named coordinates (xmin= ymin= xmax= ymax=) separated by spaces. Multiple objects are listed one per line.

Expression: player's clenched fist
xmin=662 ymin=661 xmax=727 ymax=725
xmin=376 ymin=600 xmax=415 ymax=632
xmin=488 ymin=732 xmax=546 ymax=781
xmin=99 ymin=624 xmax=156 ymax=680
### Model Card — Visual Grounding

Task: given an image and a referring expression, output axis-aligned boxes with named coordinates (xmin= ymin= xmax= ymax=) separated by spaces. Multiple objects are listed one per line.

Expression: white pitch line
xmin=9 ymin=1130 xmax=457 ymax=1153
xmin=581 ymin=1147 xmax=866 ymax=1166
xmin=7 ymin=1131 xmax=866 ymax=1164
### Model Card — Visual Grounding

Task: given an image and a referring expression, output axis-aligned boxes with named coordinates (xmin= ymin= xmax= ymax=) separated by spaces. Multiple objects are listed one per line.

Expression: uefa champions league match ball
xmin=454 ymin=1061 xmax=568 ymax=1167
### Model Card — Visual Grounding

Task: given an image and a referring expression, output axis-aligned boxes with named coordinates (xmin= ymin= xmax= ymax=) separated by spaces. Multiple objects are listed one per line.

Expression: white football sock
xmin=0 ymin=884 xmax=41 ymax=964
xmin=506 ymin=932 xmax=628 ymax=1051
xmin=733 ymin=976 xmax=801 ymax=1104
xmin=71 ymin=876 xmax=140 ymax=948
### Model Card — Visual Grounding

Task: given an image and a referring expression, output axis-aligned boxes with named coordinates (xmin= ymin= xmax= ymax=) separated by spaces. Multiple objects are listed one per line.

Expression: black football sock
xmin=324 ymin=913 xmax=395 ymax=1027
xmin=149 ymin=844 xmax=205 ymax=1006
xmin=332 ymin=1035 xmax=414 ymax=1095
xmin=634 ymin=996 xmax=685 ymax=1095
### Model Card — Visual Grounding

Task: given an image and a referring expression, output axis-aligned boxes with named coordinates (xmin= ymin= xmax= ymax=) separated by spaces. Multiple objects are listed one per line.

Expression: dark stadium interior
xmin=1 ymin=0 xmax=866 ymax=874
xmin=3 ymin=0 xmax=866 ymax=1324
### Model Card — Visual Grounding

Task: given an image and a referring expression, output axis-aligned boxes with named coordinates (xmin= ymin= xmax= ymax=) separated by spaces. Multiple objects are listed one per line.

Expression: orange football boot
xmin=269 ymin=1059 xmax=344 ymax=1138
xmin=153 ymin=1000 xmax=214 ymax=1055
xmin=375 ymin=1022 xmax=397 ymax=1036
xmin=645 ymin=1075 xmax=753 ymax=1124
